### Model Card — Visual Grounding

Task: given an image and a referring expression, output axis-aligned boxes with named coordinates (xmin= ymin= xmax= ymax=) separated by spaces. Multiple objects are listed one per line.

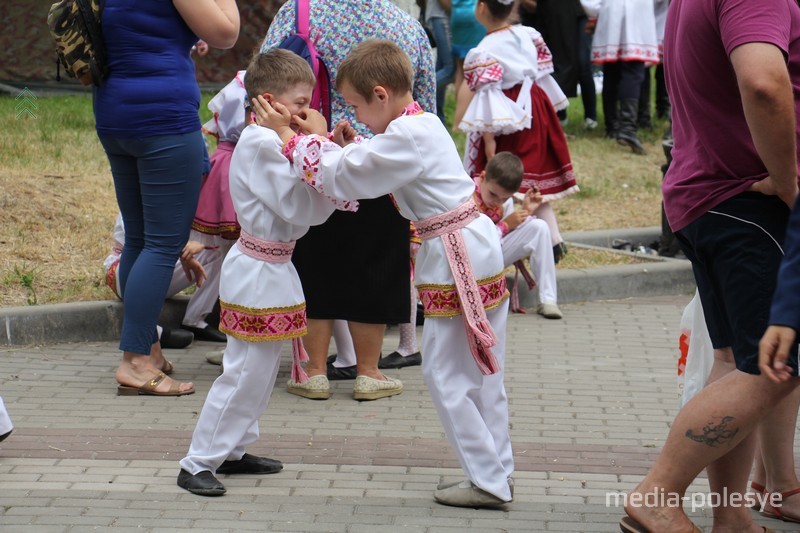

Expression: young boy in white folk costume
xmin=176 ymin=49 xmax=356 ymax=496
xmin=474 ymin=152 xmax=561 ymax=319
xmin=256 ymin=39 xmax=513 ymax=508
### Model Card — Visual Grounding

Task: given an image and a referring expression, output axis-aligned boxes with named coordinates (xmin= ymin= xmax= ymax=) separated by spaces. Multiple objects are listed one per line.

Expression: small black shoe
xmin=182 ymin=325 xmax=227 ymax=343
xmin=416 ymin=302 xmax=425 ymax=326
xmin=177 ymin=469 xmax=226 ymax=496
xmin=216 ymin=453 xmax=283 ymax=475
xmin=327 ymin=362 xmax=357 ymax=380
xmin=553 ymin=242 xmax=568 ymax=264
xmin=378 ymin=351 xmax=422 ymax=369
xmin=159 ymin=327 xmax=194 ymax=349
xmin=0 ymin=429 xmax=12 ymax=442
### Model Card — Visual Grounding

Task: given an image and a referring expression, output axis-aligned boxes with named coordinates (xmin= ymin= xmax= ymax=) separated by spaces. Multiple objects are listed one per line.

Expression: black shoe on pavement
xmin=159 ymin=327 xmax=194 ymax=349
xmin=0 ymin=429 xmax=12 ymax=442
xmin=177 ymin=469 xmax=226 ymax=496
xmin=327 ymin=361 xmax=357 ymax=380
xmin=378 ymin=351 xmax=422 ymax=369
xmin=181 ymin=325 xmax=227 ymax=343
xmin=216 ymin=453 xmax=283 ymax=475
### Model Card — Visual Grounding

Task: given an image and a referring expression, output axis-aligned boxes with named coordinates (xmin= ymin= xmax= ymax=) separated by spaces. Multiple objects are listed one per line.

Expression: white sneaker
xmin=584 ymin=117 xmax=598 ymax=130
xmin=537 ymin=303 xmax=563 ymax=319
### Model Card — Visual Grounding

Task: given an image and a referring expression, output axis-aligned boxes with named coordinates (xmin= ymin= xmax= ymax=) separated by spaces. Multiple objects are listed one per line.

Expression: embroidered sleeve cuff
xmin=497 ymin=221 xmax=510 ymax=237
xmin=282 ymin=134 xmax=302 ymax=162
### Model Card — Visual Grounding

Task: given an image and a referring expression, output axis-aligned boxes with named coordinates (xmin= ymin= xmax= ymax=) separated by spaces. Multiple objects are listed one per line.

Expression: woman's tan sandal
xmin=117 ymin=372 xmax=194 ymax=396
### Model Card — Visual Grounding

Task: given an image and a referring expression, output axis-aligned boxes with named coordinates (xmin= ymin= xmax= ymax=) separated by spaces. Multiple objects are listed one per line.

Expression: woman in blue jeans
xmin=94 ymin=0 xmax=239 ymax=396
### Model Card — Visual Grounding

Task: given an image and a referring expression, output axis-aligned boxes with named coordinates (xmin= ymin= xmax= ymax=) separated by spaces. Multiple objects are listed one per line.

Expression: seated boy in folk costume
xmin=254 ymin=39 xmax=514 ymax=508
xmin=177 ymin=49 xmax=356 ymax=497
xmin=474 ymin=152 xmax=562 ymax=319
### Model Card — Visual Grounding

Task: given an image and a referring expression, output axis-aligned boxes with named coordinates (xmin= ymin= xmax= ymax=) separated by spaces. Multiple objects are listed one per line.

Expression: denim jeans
xmin=430 ymin=16 xmax=454 ymax=124
xmin=99 ymin=131 xmax=204 ymax=354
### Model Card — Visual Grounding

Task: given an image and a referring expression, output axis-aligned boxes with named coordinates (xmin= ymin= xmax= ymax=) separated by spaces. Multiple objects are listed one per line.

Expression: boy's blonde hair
xmin=244 ymin=48 xmax=316 ymax=102
xmin=336 ymin=39 xmax=414 ymax=102
xmin=484 ymin=152 xmax=525 ymax=192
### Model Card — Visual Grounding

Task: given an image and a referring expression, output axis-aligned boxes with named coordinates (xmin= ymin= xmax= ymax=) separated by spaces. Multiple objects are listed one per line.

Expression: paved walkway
xmin=1 ymin=295 xmax=798 ymax=532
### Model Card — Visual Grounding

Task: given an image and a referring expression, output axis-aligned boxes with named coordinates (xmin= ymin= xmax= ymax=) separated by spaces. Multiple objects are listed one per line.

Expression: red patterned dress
xmin=460 ymin=24 xmax=578 ymax=200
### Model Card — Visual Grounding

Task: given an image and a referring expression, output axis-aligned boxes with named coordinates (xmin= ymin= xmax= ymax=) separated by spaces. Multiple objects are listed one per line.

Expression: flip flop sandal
xmin=749 ymin=481 xmax=767 ymax=509
xmin=761 ymin=487 xmax=800 ymax=523
xmin=619 ymin=516 xmax=702 ymax=533
xmin=117 ymin=372 xmax=194 ymax=396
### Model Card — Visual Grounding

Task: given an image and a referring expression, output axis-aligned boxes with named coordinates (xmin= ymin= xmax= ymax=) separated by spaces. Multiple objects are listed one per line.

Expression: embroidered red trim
xmin=418 ymin=274 xmax=508 ymax=317
xmin=219 ymin=301 xmax=307 ymax=342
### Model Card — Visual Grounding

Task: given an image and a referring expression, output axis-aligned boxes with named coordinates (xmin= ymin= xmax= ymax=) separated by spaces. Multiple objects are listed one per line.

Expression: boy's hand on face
xmin=252 ymin=96 xmax=295 ymax=142
xmin=295 ymin=108 xmax=328 ymax=137
xmin=502 ymin=210 xmax=526 ymax=232
xmin=332 ymin=120 xmax=357 ymax=147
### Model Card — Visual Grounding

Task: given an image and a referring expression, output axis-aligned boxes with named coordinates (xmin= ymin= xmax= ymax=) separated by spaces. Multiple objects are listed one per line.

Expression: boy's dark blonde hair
xmin=244 ymin=48 xmax=316 ymax=102
xmin=336 ymin=39 xmax=414 ymax=102
xmin=484 ymin=152 xmax=525 ymax=192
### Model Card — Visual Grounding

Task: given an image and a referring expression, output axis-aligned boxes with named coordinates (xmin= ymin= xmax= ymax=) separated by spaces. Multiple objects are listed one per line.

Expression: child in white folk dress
xmin=176 ymin=49 xmax=355 ymax=496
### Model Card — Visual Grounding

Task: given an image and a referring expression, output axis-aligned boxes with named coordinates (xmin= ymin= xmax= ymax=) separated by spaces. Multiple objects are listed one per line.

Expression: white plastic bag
xmin=677 ymin=290 xmax=714 ymax=407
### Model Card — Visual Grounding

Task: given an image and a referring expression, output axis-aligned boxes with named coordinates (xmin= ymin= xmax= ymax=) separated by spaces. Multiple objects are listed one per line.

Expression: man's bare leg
xmin=701 ymin=349 xmax=758 ymax=530
xmin=625 ymin=368 xmax=797 ymax=532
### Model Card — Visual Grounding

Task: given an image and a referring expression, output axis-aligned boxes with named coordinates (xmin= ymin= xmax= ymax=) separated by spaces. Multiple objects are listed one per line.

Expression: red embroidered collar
xmin=472 ymin=180 xmax=503 ymax=222
xmin=400 ymin=101 xmax=424 ymax=117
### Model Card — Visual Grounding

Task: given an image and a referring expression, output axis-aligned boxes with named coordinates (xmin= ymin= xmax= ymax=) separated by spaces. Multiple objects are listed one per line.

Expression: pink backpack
xmin=278 ymin=0 xmax=332 ymax=122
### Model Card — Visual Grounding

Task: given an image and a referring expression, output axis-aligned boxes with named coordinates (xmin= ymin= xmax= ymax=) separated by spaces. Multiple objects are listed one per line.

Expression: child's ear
xmin=262 ymin=92 xmax=273 ymax=103
xmin=373 ymin=85 xmax=389 ymax=103
xmin=479 ymin=170 xmax=486 ymax=182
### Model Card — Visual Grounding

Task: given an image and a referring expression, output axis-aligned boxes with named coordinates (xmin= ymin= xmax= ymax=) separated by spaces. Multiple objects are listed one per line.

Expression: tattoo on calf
xmin=685 ymin=416 xmax=739 ymax=447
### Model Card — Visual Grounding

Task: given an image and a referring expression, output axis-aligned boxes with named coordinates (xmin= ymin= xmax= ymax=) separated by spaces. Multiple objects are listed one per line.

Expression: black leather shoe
xmin=177 ymin=469 xmax=226 ymax=496
xmin=159 ymin=327 xmax=194 ymax=349
xmin=416 ymin=303 xmax=425 ymax=326
xmin=182 ymin=325 xmax=227 ymax=343
xmin=0 ymin=429 xmax=12 ymax=442
xmin=378 ymin=351 xmax=422 ymax=369
xmin=216 ymin=453 xmax=283 ymax=475
xmin=327 ymin=361 xmax=357 ymax=380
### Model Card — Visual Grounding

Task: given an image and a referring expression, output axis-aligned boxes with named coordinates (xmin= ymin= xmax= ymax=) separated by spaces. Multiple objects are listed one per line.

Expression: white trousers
xmin=166 ymin=238 xmax=230 ymax=328
xmin=501 ymin=218 xmax=558 ymax=304
xmin=0 ymin=396 xmax=12 ymax=435
xmin=422 ymin=301 xmax=514 ymax=500
xmin=179 ymin=337 xmax=282 ymax=474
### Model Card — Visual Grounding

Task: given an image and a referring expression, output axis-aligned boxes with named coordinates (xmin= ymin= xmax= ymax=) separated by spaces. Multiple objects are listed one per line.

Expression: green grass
xmin=0 ymin=87 xmax=665 ymax=306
